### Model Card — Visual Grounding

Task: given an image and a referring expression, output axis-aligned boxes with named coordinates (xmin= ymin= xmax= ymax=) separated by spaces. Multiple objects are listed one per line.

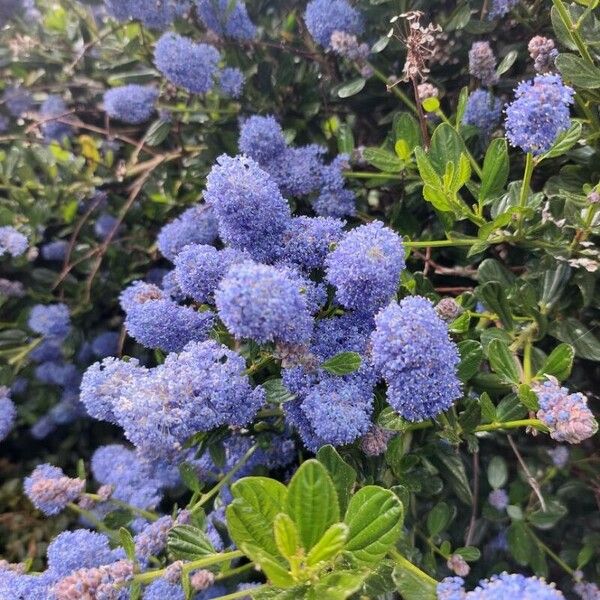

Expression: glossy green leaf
xmin=480 ymin=138 xmax=509 ymax=202
xmin=392 ymin=564 xmax=437 ymax=600
xmin=306 ymin=522 xmax=348 ymax=566
xmin=310 ymin=570 xmax=367 ymax=600
xmin=487 ymin=339 xmax=520 ymax=384
xmin=556 ymin=53 xmax=600 ymax=88
xmin=549 ymin=319 xmax=600 ymax=362
xmin=263 ymin=379 xmax=296 ymax=404
xmin=242 ymin=543 xmax=295 ymax=588
xmin=538 ymin=343 xmax=574 ymax=381
xmin=363 ymin=147 xmax=404 ymax=172
xmin=337 ymin=78 xmax=366 ymax=98
xmin=487 ymin=456 xmax=508 ymax=489
xmin=321 ymin=352 xmax=361 ymax=376
xmin=507 ymin=522 xmax=533 ymax=566
xmin=426 ymin=502 xmax=451 ymax=537
xmin=316 ymin=445 xmax=356 ymax=514
xmin=273 ymin=513 xmax=301 ymax=559
xmin=476 ymin=281 xmax=514 ymax=330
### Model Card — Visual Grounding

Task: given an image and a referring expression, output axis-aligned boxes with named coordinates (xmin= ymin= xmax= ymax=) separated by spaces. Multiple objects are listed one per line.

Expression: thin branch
xmin=507 ymin=434 xmax=547 ymax=511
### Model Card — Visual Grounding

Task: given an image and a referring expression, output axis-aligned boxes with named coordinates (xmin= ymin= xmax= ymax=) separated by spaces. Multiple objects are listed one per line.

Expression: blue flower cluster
xmin=487 ymin=0 xmax=520 ymax=19
xmin=28 ymin=303 xmax=70 ymax=340
xmin=40 ymin=95 xmax=72 ymax=142
xmin=2 ymin=86 xmax=33 ymax=117
xmin=371 ymin=296 xmax=461 ymax=421
xmin=463 ymin=90 xmax=502 ymax=136
xmin=103 ymin=85 xmax=158 ymax=124
xmin=0 ymin=226 xmax=27 ymax=257
xmin=218 ymin=67 xmax=246 ymax=98
xmin=196 ymin=0 xmax=256 ymax=40
xmin=105 ymin=0 xmax=189 ymax=29
xmin=0 ymin=387 xmax=16 ymax=441
xmin=505 ymin=74 xmax=574 ymax=155
xmin=24 ymin=464 xmax=85 ymax=515
xmin=468 ymin=41 xmax=498 ymax=86
xmin=304 ymin=0 xmax=364 ymax=49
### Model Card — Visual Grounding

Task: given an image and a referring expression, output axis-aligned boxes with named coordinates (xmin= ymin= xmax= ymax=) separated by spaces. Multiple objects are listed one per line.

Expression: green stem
xmin=7 ymin=338 xmax=42 ymax=367
xmin=369 ymin=65 xmax=418 ymax=114
xmin=189 ymin=446 xmax=258 ymax=514
xmin=344 ymin=171 xmax=405 ymax=180
xmin=68 ymin=503 xmax=118 ymax=540
xmin=516 ymin=152 xmax=535 ymax=238
xmin=404 ymin=238 xmax=480 ymax=248
xmin=214 ymin=562 xmax=255 ymax=582
xmin=475 ymin=418 xmax=548 ymax=433
xmin=209 ymin=586 xmax=268 ymax=600
xmin=523 ymin=340 xmax=533 ymax=385
xmin=551 ymin=0 xmax=595 ymax=64
xmin=389 ymin=548 xmax=438 ymax=586
xmin=437 ymin=110 xmax=483 ymax=179
xmin=84 ymin=493 xmax=158 ymax=522
xmin=135 ymin=550 xmax=245 ymax=584
xmin=526 ymin=526 xmax=575 ymax=576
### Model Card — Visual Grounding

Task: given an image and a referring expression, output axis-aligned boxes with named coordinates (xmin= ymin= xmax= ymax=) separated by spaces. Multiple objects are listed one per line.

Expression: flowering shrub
xmin=0 ymin=0 xmax=599 ymax=599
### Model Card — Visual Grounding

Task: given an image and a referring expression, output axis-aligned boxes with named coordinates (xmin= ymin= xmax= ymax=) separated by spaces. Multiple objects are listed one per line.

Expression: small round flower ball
xmin=437 ymin=576 xmax=466 ymax=600
xmin=267 ymin=144 xmax=325 ymax=198
xmin=216 ymin=260 xmax=314 ymax=345
xmin=124 ymin=298 xmax=215 ymax=353
xmin=157 ymin=205 xmax=218 ymax=262
xmin=469 ymin=572 xmax=565 ymax=599
xmin=24 ymin=464 xmax=85 ymax=516
xmin=282 ymin=216 xmax=345 ymax=271
xmin=463 ymin=90 xmax=502 ymax=137
xmin=312 ymin=186 xmax=356 ymax=218
xmin=134 ymin=515 xmax=173 ymax=560
xmin=174 ymin=244 xmax=247 ymax=304
xmin=370 ymin=296 xmax=461 ymax=421
xmin=3 ymin=87 xmax=34 ymax=117
xmin=205 ymin=155 xmax=291 ymax=262
xmin=0 ymin=226 xmax=28 ymax=257
xmin=304 ymin=0 xmax=364 ymax=49
xmin=143 ymin=579 xmax=185 ymax=600
xmin=528 ymin=36 xmax=558 ymax=74
xmin=94 ymin=212 xmax=119 ymax=240
xmin=46 ymin=530 xmax=116 ymax=577
xmin=160 ymin=269 xmax=186 ymax=302
xmin=488 ymin=488 xmax=509 ymax=511
xmin=505 ymin=74 xmax=574 ymax=155
xmin=154 ymin=32 xmax=220 ymax=94
xmin=487 ymin=0 xmax=520 ymax=19
xmin=103 ymin=85 xmax=158 ymax=124
xmin=238 ymin=115 xmax=287 ymax=165
xmin=218 ymin=67 xmax=245 ymax=98
xmin=0 ymin=387 xmax=16 ymax=441
xmin=41 ymin=240 xmax=69 ymax=262
xmin=40 ymin=95 xmax=72 ymax=142
xmin=28 ymin=303 xmax=70 ymax=340
xmin=468 ymin=41 xmax=498 ymax=86
xmin=196 ymin=0 xmax=256 ymax=40
xmin=120 ymin=280 xmax=165 ymax=312
xmin=325 ymin=221 xmax=405 ymax=313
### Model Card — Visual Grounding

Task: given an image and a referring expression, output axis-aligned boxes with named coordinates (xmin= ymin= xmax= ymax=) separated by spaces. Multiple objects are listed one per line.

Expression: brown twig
xmin=507 ymin=434 xmax=547 ymax=511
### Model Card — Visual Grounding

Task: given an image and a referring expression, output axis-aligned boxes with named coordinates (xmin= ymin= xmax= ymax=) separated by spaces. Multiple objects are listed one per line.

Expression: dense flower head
xmin=267 ymin=144 xmax=325 ymax=198
xmin=282 ymin=216 xmax=345 ymax=271
xmin=325 ymin=221 xmax=405 ymax=313
xmin=196 ymin=0 xmax=256 ymax=40
xmin=330 ymin=31 xmax=369 ymax=60
xmin=218 ymin=67 xmax=245 ymax=98
xmin=143 ymin=578 xmax=185 ymax=600
xmin=0 ymin=387 xmax=16 ymax=441
xmin=40 ymin=95 xmax=72 ymax=141
xmin=311 ymin=311 xmax=374 ymax=361
xmin=174 ymin=244 xmax=247 ymax=304
xmin=371 ymin=296 xmax=461 ymax=421
xmin=487 ymin=0 xmax=520 ymax=19
xmin=360 ymin=425 xmax=394 ymax=456
xmin=134 ymin=515 xmax=173 ymax=560
xmin=505 ymin=74 xmax=574 ymax=155
xmin=463 ymin=90 xmax=502 ymax=136
xmin=529 ymin=36 xmax=558 ymax=73
xmin=574 ymin=581 xmax=600 ymax=600
xmin=0 ymin=225 xmax=28 ymax=257
xmin=313 ymin=155 xmax=356 ymax=218
xmin=534 ymin=378 xmax=597 ymax=444
xmin=0 ymin=278 xmax=25 ymax=298
xmin=438 ymin=577 xmax=467 ymax=600
xmin=3 ymin=86 xmax=34 ymax=117
xmin=0 ymin=0 xmax=21 ymax=27
xmin=24 ymin=464 xmax=85 ymax=515
xmin=91 ymin=331 xmax=120 ymax=358
xmin=34 ymin=360 xmax=79 ymax=387
xmin=154 ymin=32 xmax=220 ymax=94
xmin=105 ymin=0 xmax=189 ymax=29
xmin=28 ymin=303 xmax=70 ymax=340
xmin=216 ymin=260 xmax=314 ymax=345
xmin=238 ymin=115 xmax=287 ymax=164
xmin=488 ymin=488 xmax=509 ymax=510
xmin=0 ymin=569 xmax=52 ymax=600
xmin=547 ymin=445 xmax=569 ymax=468
xmin=205 ymin=155 xmax=292 ymax=262
xmin=103 ymin=85 xmax=158 ymax=124
xmin=47 ymin=529 xmax=116 ymax=576
xmin=157 ymin=205 xmax=219 ymax=261
xmin=41 ymin=239 xmax=68 ymax=261
xmin=94 ymin=212 xmax=119 ymax=240
xmin=304 ymin=0 xmax=364 ymax=48
xmin=91 ymin=444 xmax=166 ymax=509
xmin=80 ymin=357 xmax=144 ymax=423
xmin=468 ymin=41 xmax=498 ymax=86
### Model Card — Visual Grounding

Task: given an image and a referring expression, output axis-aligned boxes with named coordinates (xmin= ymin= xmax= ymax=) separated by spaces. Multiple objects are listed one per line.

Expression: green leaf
xmin=394 ymin=113 xmax=422 ymax=151
xmin=487 ymin=339 xmax=520 ymax=385
xmin=337 ymin=78 xmax=366 ymax=98
xmin=476 ymin=281 xmax=514 ymax=330
xmin=362 ymin=147 xmax=404 ymax=172
xmin=478 ymin=258 xmax=516 ymax=287
xmin=316 ymin=445 xmax=356 ymax=514
xmin=167 ymin=525 xmax=215 ymax=560
xmin=479 ymin=392 xmax=497 ymax=423
xmin=321 ymin=352 xmax=361 ymax=376
xmin=179 ymin=463 xmax=202 ymax=493
xmin=337 ymin=124 xmax=355 ymax=155
xmin=263 ymin=379 xmax=296 ymax=404
xmin=242 ymin=543 xmax=295 ymax=588
xmin=556 ymin=53 xmax=600 ymax=88
xmin=306 ymin=522 xmax=348 ymax=566
xmin=287 ymin=460 xmax=339 ymax=551
xmin=344 ymin=486 xmax=403 ymax=565
xmin=119 ymin=527 xmax=136 ymax=562
xmin=104 ymin=509 xmax=133 ymax=529
xmin=487 ymin=456 xmax=508 ymax=489
xmin=422 ymin=97 xmax=440 ymax=113
xmin=371 ymin=35 xmax=390 ymax=54
xmin=429 ymin=124 xmax=465 ymax=176
xmin=539 ymin=121 xmax=582 ymax=160
xmin=507 ymin=522 xmax=533 ymax=566
xmin=426 ymin=502 xmax=451 ymax=537
xmin=392 ymin=564 xmax=437 ymax=600
xmin=496 ymin=50 xmax=518 ymax=76
xmin=549 ymin=319 xmax=600 ymax=362
xmin=227 ymin=477 xmax=288 ymax=559
xmin=540 ymin=262 xmax=571 ymax=310
xmin=454 ymin=546 xmax=481 ymax=562
xmin=528 ymin=500 xmax=568 ymax=530
xmin=273 ymin=513 xmax=301 ymax=559
xmin=496 ymin=394 xmax=527 ymax=422
xmin=457 ymin=340 xmax=484 ymax=382
xmin=430 ymin=448 xmax=473 ymax=505
xmin=538 ymin=343 xmax=574 ymax=381
xmin=518 ymin=384 xmax=539 ymax=411
xmin=311 ymin=570 xmax=367 ymax=600
xmin=480 ymin=139 xmax=509 ymax=202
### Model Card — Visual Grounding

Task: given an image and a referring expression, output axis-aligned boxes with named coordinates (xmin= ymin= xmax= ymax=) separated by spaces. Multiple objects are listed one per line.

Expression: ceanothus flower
xmin=325 ymin=221 xmax=405 ymax=313
xmin=41 ymin=240 xmax=68 ymax=261
xmin=505 ymin=74 xmax=574 ymax=155
xmin=0 ymin=569 xmax=52 ymax=600
xmin=46 ymin=530 xmax=117 ymax=577
xmin=304 ymin=0 xmax=364 ymax=49
xmin=34 ymin=361 xmax=79 ymax=387
xmin=91 ymin=331 xmax=120 ymax=358
xmin=103 ymin=85 xmax=158 ymax=124
xmin=143 ymin=579 xmax=185 ymax=600
xmin=487 ymin=0 xmax=520 ymax=19
xmin=463 ymin=90 xmax=502 ymax=136
xmin=28 ymin=303 xmax=70 ymax=340
xmin=468 ymin=41 xmax=498 ymax=86
xmin=547 ymin=445 xmax=569 ymax=468
xmin=24 ymin=464 xmax=85 ymax=516
xmin=105 ymin=0 xmax=189 ymax=29
xmin=216 ymin=260 xmax=314 ymax=345
xmin=238 ymin=115 xmax=287 ymax=164
xmin=371 ymin=296 xmax=461 ymax=421
xmin=2 ymin=86 xmax=34 ymax=117
xmin=174 ymin=244 xmax=247 ymax=304
xmin=0 ymin=226 xmax=28 ymax=257
xmin=154 ymin=32 xmax=220 ymax=94
xmin=313 ymin=154 xmax=356 ymax=218
xmin=534 ymin=378 xmax=597 ymax=444
xmin=157 ymin=205 xmax=218 ymax=262
xmin=0 ymin=387 xmax=16 ymax=441
xmin=488 ymin=489 xmax=509 ymax=511
xmin=266 ymin=144 xmax=325 ymax=198
xmin=40 ymin=95 xmax=72 ymax=142
xmin=282 ymin=216 xmax=345 ymax=271
xmin=205 ymin=155 xmax=292 ymax=262
xmin=134 ymin=515 xmax=173 ymax=561
xmin=218 ymin=67 xmax=245 ymax=98
xmin=196 ymin=0 xmax=256 ymax=40
xmin=529 ymin=36 xmax=558 ymax=73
